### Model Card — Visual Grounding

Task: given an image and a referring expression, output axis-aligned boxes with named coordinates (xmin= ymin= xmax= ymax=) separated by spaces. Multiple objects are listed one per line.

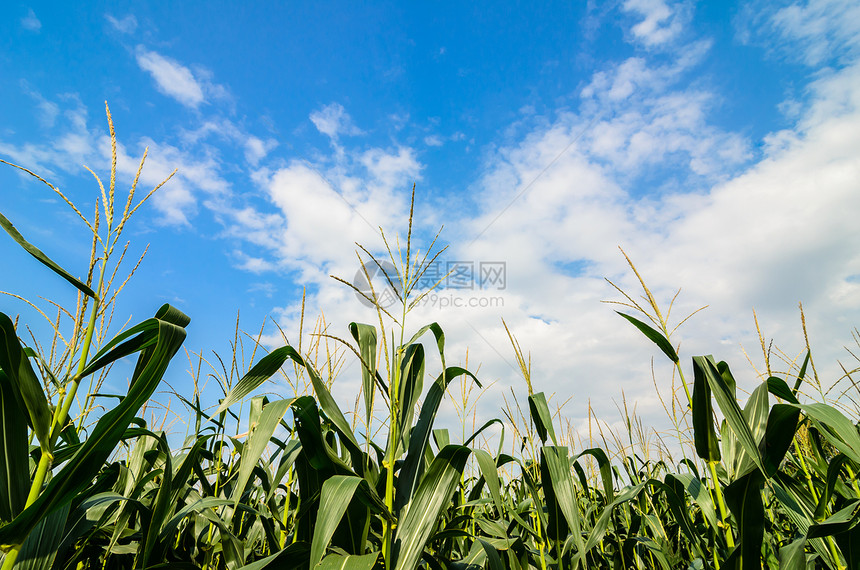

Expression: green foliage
xmin=1 ymin=115 xmax=859 ymax=570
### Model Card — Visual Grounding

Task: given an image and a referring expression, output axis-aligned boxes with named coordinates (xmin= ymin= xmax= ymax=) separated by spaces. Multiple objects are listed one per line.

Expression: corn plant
xmin=0 ymin=103 xmax=188 ymax=569
xmin=2 ymin=107 xmax=860 ymax=570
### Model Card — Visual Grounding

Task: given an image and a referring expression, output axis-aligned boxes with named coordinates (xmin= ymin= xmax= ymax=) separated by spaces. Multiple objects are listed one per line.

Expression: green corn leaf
xmin=793 ymin=351 xmax=811 ymax=397
xmin=571 ymin=481 xmax=649 ymax=565
xmin=403 ymin=322 xmax=446 ymax=372
xmin=395 ymin=366 xmax=478 ymax=513
xmin=540 ymin=446 xmax=584 ymax=552
xmin=234 ymin=398 xmax=294 ymax=509
xmin=310 ymin=475 xmax=364 ymax=569
xmin=760 ymin=403 xmax=801 ymax=478
xmin=732 ymin=381 xmax=770 ymax=476
xmin=723 ymin=470 xmax=766 ymax=570
xmin=348 ymin=322 xmax=377 ymax=431
xmin=0 ymin=371 xmax=28 ymax=522
xmin=815 ymin=455 xmax=851 ymax=521
xmin=771 ymin=479 xmax=834 ymax=568
xmin=0 ymin=211 xmax=95 ymax=298
xmin=234 ymin=541 xmax=310 ymax=570
xmin=808 ymin=500 xmax=860 ymax=539
xmin=0 ymin=313 xmax=52 ymax=450
xmin=694 ymin=356 xmax=768 ymax=476
xmin=744 ymin=382 xmax=770 ymax=445
xmin=616 ymin=312 xmax=678 ymax=362
xmin=139 ymin=434 xmax=173 ymax=569
xmin=669 ymin=472 xmax=718 ymax=532
xmin=661 ymin=475 xmax=711 ymax=560
xmin=765 ymin=377 xmax=800 ymax=405
xmin=393 ymin=445 xmax=471 ymax=570
xmin=156 ymin=498 xmax=262 ymax=550
xmin=472 ymin=449 xmax=505 ymax=517
xmin=0 ymin=304 xmax=188 ymax=549
xmin=573 ymin=448 xmax=615 ymax=504
xmin=692 ymin=355 xmax=721 ymax=463
xmin=317 ymin=552 xmax=379 ymax=570
xmin=397 ymin=343 xmax=425 ymax=447
xmin=800 ymin=403 xmax=860 ymax=464
xmin=528 ymin=392 xmax=557 ymax=445
xmin=463 ymin=418 xmax=503 ymax=451
xmin=56 ymin=492 xmax=126 ymax=560
xmin=216 ymin=344 xmax=366 ymax=473
xmin=215 ymin=346 xmax=298 ymax=415
xmin=778 ymin=537 xmax=808 ymax=570
xmin=834 ymin=520 xmax=860 ymax=570
xmin=15 ymin=503 xmax=70 ymax=570
xmin=478 ymin=539 xmax=505 ymax=570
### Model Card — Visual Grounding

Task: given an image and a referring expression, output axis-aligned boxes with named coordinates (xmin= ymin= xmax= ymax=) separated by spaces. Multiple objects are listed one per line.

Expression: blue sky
xmin=2 ymin=1 xmax=860 ymax=450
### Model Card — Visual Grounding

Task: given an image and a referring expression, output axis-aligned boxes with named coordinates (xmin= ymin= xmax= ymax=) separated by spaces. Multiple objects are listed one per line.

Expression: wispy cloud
xmin=106 ymin=14 xmax=138 ymax=34
xmin=135 ymin=47 xmax=206 ymax=108
xmin=310 ymin=103 xmax=363 ymax=139
xmin=622 ymin=0 xmax=689 ymax=48
xmin=737 ymin=0 xmax=860 ymax=66
xmin=21 ymin=8 xmax=41 ymax=32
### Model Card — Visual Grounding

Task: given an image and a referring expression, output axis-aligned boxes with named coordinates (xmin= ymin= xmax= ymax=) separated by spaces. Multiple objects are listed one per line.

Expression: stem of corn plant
xmin=383 ymin=266 xmax=409 ymax=568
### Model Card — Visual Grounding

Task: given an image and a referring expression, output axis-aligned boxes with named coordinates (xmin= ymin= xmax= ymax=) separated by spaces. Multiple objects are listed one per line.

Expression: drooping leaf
xmin=528 ymin=392 xmax=557 ymax=446
xmin=0 ymin=370 xmax=28 ymax=522
xmin=0 ymin=305 xmax=188 ymax=548
xmin=0 ymin=211 xmax=95 ymax=298
xmin=0 ymin=313 xmax=52 ymax=450
xmin=616 ymin=312 xmax=678 ymax=362
xmin=692 ymin=355 xmax=721 ymax=463
xmin=669 ymin=472 xmax=718 ymax=535
xmin=800 ymin=403 xmax=860 ymax=464
xmin=694 ymin=356 xmax=766 ymax=476
xmin=573 ymin=447 xmax=615 ymax=504
xmin=348 ymin=322 xmax=377 ymax=433
xmin=808 ymin=500 xmax=860 ymax=539
xmin=215 ymin=346 xmax=298 ymax=415
xmin=760 ymin=403 xmax=801 ymax=477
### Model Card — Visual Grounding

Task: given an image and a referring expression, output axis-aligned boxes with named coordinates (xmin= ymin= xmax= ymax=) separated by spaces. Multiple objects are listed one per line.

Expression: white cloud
xmin=770 ymin=0 xmax=860 ymax=65
xmin=436 ymin=61 xmax=860 ymax=438
xmin=21 ymin=8 xmax=41 ymax=32
xmin=244 ymin=136 xmax=277 ymax=166
xmin=20 ymin=83 xmax=60 ymax=129
xmin=106 ymin=14 xmax=137 ymax=34
xmin=310 ymin=103 xmax=363 ymax=139
xmin=737 ymin=0 xmax=860 ymax=67
xmin=622 ymin=0 xmax=687 ymax=48
xmin=232 ymin=16 xmax=860 ymax=445
xmin=135 ymin=47 xmax=206 ymax=108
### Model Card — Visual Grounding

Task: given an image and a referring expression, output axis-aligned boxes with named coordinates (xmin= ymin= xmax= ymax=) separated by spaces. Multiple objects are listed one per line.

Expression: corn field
xmin=1 ymin=106 xmax=859 ymax=570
